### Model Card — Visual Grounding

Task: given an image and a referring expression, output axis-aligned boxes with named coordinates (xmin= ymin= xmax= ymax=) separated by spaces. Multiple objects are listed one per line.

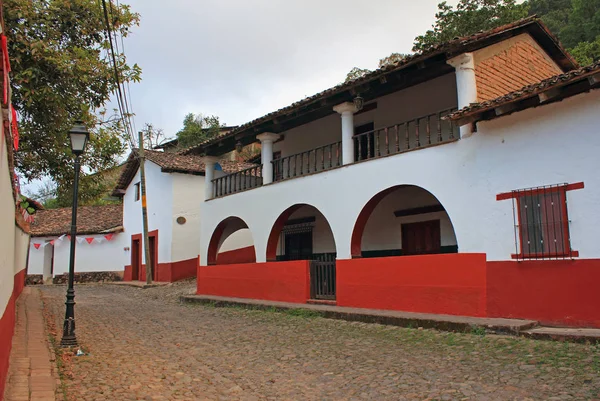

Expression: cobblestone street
xmin=40 ymin=283 xmax=600 ymax=401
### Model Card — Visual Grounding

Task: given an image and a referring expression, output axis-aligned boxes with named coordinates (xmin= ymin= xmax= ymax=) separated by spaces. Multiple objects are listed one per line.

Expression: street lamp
xmin=60 ymin=121 xmax=89 ymax=347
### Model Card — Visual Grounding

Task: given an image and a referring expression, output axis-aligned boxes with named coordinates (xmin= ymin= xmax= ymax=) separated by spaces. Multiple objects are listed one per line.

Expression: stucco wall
xmin=123 ymin=161 xmax=173 ymax=264
xmin=14 ymin=227 xmax=29 ymax=275
xmin=27 ymin=233 xmax=128 ymax=276
xmin=201 ymin=89 xmax=600 ymax=264
xmin=0 ymin=136 xmax=16 ymax=317
xmin=171 ymin=173 xmax=204 ymax=262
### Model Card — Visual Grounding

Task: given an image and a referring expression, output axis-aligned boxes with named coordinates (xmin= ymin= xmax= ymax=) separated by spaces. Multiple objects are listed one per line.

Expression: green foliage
xmin=5 ymin=0 xmax=141 ymax=183
xmin=569 ymin=36 xmax=600 ymax=64
xmin=529 ymin=0 xmax=572 ymax=34
xmin=378 ymin=53 xmax=410 ymax=68
xmin=413 ymin=0 xmax=530 ymax=52
xmin=344 ymin=67 xmax=372 ymax=82
xmin=19 ymin=195 xmax=36 ymax=214
xmin=175 ymin=113 xmax=223 ymax=149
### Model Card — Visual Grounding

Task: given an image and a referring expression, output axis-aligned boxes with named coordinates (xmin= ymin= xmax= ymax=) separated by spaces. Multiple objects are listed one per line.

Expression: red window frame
xmin=496 ymin=182 xmax=583 ymax=260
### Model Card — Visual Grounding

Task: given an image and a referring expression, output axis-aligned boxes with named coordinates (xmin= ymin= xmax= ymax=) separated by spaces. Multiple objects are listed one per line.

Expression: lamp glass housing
xmin=68 ymin=122 xmax=89 ymax=155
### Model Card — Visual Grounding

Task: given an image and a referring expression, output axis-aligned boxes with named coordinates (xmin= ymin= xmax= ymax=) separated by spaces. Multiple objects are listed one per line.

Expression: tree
xmin=5 ymin=0 xmax=141 ymax=186
xmin=378 ymin=53 xmax=410 ymax=68
xmin=528 ymin=0 xmax=572 ymax=35
xmin=413 ymin=0 xmax=530 ymax=52
xmin=344 ymin=67 xmax=372 ymax=83
xmin=556 ymin=0 xmax=600 ymax=63
xmin=175 ymin=113 xmax=223 ymax=149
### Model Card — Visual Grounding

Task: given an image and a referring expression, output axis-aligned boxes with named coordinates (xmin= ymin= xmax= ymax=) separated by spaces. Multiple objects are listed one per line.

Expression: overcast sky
xmin=122 ymin=0 xmax=453 ymax=139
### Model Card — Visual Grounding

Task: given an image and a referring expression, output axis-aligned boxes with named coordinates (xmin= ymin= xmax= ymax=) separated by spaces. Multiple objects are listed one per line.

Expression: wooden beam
xmin=588 ymin=73 xmax=600 ymax=85
xmin=538 ymin=87 xmax=562 ymax=103
xmin=394 ymin=204 xmax=445 ymax=217
xmin=494 ymin=103 xmax=517 ymax=116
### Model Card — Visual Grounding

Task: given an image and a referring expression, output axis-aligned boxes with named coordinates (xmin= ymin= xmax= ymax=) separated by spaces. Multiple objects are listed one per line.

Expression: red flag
xmin=11 ymin=106 xmax=18 ymax=150
xmin=1 ymin=35 xmax=11 ymax=72
xmin=85 ymin=237 xmax=94 ymax=244
xmin=50 ymin=240 xmax=55 ymax=246
xmin=104 ymin=233 xmax=113 ymax=241
xmin=33 ymin=243 xmax=40 ymax=249
xmin=67 ymin=235 xmax=71 ymax=241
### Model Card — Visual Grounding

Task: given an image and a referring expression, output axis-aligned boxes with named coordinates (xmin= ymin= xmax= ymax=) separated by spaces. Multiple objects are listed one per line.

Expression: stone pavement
xmin=37 ymin=282 xmax=600 ymax=401
xmin=3 ymin=287 xmax=61 ymax=401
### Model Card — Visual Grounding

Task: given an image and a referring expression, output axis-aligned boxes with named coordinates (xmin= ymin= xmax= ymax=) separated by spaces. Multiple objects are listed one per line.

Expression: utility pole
xmin=138 ymin=131 xmax=153 ymax=284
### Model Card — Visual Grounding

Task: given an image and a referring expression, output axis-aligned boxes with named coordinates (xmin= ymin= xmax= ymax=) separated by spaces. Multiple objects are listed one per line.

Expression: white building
xmin=186 ymin=18 xmax=600 ymax=328
xmin=27 ymin=204 xmax=126 ymax=282
xmin=112 ymin=150 xmax=254 ymax=282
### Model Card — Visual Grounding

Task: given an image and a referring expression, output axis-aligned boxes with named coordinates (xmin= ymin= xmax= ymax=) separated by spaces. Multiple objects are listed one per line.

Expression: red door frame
xmin=131 ymin=230 xmax=159 ymax=280
xmin=131 ymin=236 xmax=141 ymax=281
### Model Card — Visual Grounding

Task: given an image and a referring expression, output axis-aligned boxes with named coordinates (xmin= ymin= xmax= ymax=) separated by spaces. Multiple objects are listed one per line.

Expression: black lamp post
xmin=60 ymin=121 xmax=89 ymax=347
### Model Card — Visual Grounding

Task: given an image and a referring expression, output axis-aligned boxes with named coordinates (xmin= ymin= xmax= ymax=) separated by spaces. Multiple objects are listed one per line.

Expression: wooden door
xmin=401 ymin=220 xmax=441 ymax=255
xmin=131 ymin=239 xmax=140 ymax=281
xmin=149 ymin=236 xmax=158 ymax=281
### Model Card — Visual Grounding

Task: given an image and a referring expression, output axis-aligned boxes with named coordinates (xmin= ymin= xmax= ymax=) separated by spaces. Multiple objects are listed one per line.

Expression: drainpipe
xmin=333 ymin=102 xmax=358 ymax=165
xmin=447 ymin=53 xmax=477 ymax=138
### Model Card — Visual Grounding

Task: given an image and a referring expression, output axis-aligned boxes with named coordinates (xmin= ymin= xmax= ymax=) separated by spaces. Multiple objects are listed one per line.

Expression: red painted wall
xmin=124 ymin=258 xmax=197 ymax=283
xmin=487 ymin=259 xmax=600 ymax=328
xmin=337 ymin=254 xmax=488 ymax=317
xmin=216 ymin=246 xmax=256 ymax=265
xmin=197 ymin=260 xmax=310 ymax=303
xmin=0 ymin=269 xmax=26 ymax=398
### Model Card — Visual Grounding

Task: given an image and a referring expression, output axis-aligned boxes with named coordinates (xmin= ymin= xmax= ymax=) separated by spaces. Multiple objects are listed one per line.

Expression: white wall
xmin=219 ymin=229 xmax=255 ymax=253
xmin=201 ymin=90 xmax=600 ymax=263
xmin=0 ymin=126 xmax=16 ymax=316
xmin=171 ymin=173 xmax=203 ymax=262
xmin=123 ymin=161 xmax=173 ymax=264
xmin=27 ymin=233 xmax=128 ymax=276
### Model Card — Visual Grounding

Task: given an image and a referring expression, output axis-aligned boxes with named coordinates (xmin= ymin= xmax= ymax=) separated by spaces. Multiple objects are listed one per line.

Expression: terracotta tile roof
xmin=112 ymin=150 xmax=256 ymax=196
xmin=179 ymin=16 xmax=576 ymax=156
xmin=30 ymin=204 xmax=123 ymax=237
xmin=475 ymin=37 xmax=563 ymax=101
xmin=448 ymin=60 xmax=600 ymax=124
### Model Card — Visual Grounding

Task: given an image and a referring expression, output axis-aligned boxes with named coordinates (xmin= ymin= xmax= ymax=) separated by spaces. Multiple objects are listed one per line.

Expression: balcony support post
xmin=202 ymin=156 xmax=219 ymax=200
xmin=447 ymin=52 xmax=477 ymax=138
xmin=256 ymin=133 xmax=280 ymax=185
xmin=334 ymin=102 xmax=358 ymax=165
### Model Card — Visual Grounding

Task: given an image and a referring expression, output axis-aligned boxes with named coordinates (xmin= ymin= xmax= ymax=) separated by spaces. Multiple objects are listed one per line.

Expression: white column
xmin=256 ymin=133 xmax=280 ymax=185
xmin=447 ymin=52 xmax=477 ymax=138
xmin=202 ymin=156 xmax=219 ymax=200
xmin=333 ymin=102 xmax=358 ymax=165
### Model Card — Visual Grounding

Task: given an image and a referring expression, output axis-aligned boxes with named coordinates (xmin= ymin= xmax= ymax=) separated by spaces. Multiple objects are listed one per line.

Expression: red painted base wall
xmin=487 ymin=259 xmax=600 ymax=328
xmin=337 ymin=254 xmax=488 ymax=317
xmin=124 ymin=257 xmax=197 ymax=283
xmin=197 ymin=261 xmax=310 ymax=303
xmin=216 ymin=246 xmax=256 ymax=265
xmin=1 ymin=269 xmax=26 ymax=398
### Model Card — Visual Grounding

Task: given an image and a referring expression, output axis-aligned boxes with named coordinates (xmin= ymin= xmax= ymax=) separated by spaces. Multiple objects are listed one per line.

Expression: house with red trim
xmin=112 ymin=149 xmax=255 ymax=282
xmin=184 ymin=17 xmax=600 ymax=328
xmin=27 ymin=204 xmax=126 ymax=283
xmin=0 ymin=11 xmax=31 ymax=397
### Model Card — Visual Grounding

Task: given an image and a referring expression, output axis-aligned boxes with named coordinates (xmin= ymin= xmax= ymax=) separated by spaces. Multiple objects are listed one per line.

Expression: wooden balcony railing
xmin=353 ymin=108 xmax=458 ymax=162
xmin=211 ymin=165 xmax=262 ymax=198
xmin=272 ymin=141 xmax=342 ymax=182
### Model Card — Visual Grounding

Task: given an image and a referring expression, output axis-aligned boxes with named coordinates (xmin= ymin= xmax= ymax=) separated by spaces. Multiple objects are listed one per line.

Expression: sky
xmin=121 ymin=0 xmax=451 ymax=139
xmin=24 ymin=0 xmax=453 ymax=196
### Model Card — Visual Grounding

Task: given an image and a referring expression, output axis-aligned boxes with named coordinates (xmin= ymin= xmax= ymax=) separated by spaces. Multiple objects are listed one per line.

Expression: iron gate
xmin=310 ymin=260 xmax=336 ymax=300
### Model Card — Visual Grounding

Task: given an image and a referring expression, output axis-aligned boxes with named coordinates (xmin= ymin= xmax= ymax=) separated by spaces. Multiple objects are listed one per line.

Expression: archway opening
xmin=351 ymin=185 xmax=458 ymax=258
xmin=207 ymin=217 xmax=255 ymax=265
xmin=266 ymin=204 xmax=337 ymax=300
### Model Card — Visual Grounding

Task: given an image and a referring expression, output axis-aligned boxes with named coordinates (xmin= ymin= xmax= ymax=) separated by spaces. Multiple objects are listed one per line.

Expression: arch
xmin=207 ymin=216 xmax=254 ymax=265
xmin=266 ymin=203 xmax=336 ymax=262
xmin=351 ymin=185 xmax=458 ymax=258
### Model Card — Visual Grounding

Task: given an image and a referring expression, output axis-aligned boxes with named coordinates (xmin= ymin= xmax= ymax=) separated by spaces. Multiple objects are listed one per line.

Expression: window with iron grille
xmin=502 ymin=183 xmax=583 ymax=260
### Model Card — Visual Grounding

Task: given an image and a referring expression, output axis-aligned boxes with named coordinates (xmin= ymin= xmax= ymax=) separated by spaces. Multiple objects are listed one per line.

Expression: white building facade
xmin=189 ymin=19 xmax=600 ymax=328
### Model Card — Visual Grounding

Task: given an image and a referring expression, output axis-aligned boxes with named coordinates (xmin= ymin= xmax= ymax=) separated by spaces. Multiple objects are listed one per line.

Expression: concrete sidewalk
xmin=182 ymin=294 xmax=600 ymax=342
xmin=3 ymin=288 xmax=61 ymax=401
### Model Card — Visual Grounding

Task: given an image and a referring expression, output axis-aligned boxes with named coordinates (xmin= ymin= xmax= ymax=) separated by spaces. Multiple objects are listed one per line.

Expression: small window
xmin=134 ymin=182 xmax=141 ymax=201
xmin=504 ymin=183 xmax=581 ymax=260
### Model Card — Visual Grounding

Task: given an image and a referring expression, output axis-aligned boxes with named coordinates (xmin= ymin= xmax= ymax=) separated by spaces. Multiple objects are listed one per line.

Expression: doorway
xmin=401 ymin=220 xmax=441 ymax=255
xmin=131 ymin=239 xmax=140 ymax=281
xmin=354 ymin=122 xmax=375 ymax=161
xmin=43 ymin=241 xmax=54 ymax=283
xmin=149 ymin=235 xmax=158 ymax=281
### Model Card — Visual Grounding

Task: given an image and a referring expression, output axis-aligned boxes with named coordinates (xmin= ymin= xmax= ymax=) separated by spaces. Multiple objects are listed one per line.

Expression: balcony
xmin=210 ymin=107 xmax=458 ymax=199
